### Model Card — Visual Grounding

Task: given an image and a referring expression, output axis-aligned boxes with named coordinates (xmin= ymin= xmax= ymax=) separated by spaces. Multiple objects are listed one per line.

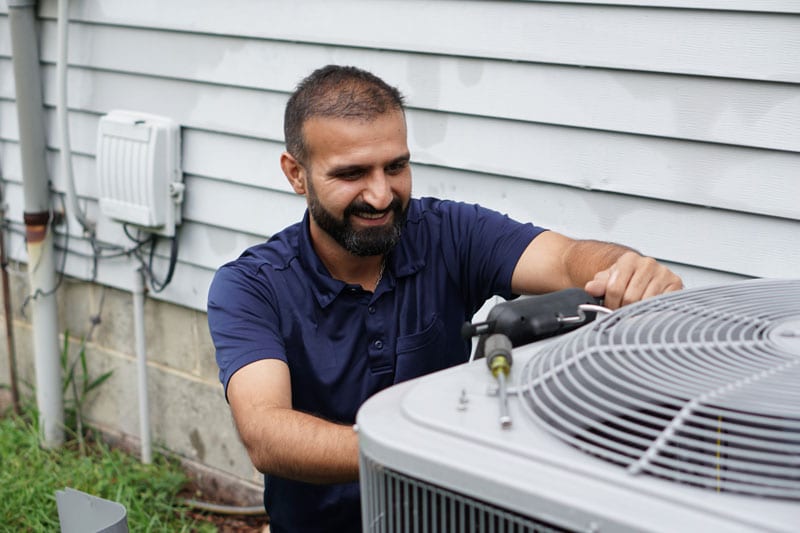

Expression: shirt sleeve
xmin=436 ymin=199 xmax=546 ymax=308
xmin=207 ymin=260 xmax=287 ymax=399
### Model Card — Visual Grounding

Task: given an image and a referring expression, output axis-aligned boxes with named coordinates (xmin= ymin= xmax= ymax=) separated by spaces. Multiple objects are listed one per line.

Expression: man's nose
xmin=362 ymin=171 xmax=393 ymax=210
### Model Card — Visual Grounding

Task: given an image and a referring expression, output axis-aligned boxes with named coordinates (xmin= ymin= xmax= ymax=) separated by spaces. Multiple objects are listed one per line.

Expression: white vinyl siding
xmin=1 ymin=0 xmax=798 ymax=311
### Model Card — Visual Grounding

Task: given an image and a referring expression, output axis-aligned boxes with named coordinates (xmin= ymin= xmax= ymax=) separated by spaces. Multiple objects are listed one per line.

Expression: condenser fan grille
xmin=519 ymin=279 xmax=800 ymax=499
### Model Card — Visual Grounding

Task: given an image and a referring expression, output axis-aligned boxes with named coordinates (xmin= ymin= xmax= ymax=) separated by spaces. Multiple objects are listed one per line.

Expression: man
xmin=207 ymin=65 xmax=682 ymax=532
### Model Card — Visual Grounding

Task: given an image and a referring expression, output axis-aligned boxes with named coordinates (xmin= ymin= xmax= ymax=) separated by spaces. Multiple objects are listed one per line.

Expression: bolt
xmin=457 ymin=389 xmax=469 ymax=411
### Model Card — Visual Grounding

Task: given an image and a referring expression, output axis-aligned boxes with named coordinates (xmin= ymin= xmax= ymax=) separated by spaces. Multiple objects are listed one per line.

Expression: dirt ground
xmin=180 ymin=475 xmax=270 ymax=532
xmin=183 ymin=506 xmax=269 ymax=533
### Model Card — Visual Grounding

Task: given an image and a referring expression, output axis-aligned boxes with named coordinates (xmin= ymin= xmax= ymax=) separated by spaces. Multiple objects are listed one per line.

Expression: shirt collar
xmin=298 ymin=199 xmax=427 ymax=309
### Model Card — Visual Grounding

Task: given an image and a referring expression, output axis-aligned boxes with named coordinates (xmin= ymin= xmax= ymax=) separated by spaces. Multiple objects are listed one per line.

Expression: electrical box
xmin=96 ymin=110 xmax=184 ymax=237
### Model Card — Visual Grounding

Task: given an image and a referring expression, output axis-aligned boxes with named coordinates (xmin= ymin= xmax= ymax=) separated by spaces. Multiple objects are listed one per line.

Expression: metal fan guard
xmin=519 ymin=278 xmax=800 ymax=500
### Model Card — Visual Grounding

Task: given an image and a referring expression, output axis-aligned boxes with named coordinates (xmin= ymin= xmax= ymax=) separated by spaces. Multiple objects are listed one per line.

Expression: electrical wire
xmin=122 ymin=223 xmax=152 ymax=246
xmin=85 ymin=285 xmax=105 ymax=343
xmin=5 ymin=220 xmax=156 ymax=261
xmin=4 ymin=217 xmax=179 ymax=295
xmin=124 ymin=224 xmax=180 ymax=293
xmin=147 ymin=234 xmax=179 ymax=293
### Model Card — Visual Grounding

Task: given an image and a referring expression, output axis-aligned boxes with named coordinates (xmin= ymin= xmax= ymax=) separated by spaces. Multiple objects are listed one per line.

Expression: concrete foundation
xmin=0 ymin=266 xmax=263 ymax=504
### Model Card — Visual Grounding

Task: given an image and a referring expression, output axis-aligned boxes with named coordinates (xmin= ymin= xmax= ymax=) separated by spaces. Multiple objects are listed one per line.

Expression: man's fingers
xmin=619 ymin=256 xmax=660 ymax=306
xmin=589 ymin=253 xmax=684 ymax=310
xmin=603 ymin=265 xmax=633 ymax=309
xmin=584 ymin=269 xmax=610 ymax=297
xmin=642 ymin=276 xmax=681 ymax=300
xmin=585 ymin=263 xmax=634 ymax=309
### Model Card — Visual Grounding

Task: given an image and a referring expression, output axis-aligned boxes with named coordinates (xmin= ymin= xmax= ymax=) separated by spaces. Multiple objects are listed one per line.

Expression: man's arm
xmin=511 ymin=231 xmax=683 ymax=308
xmin=227 ymin=359 xmax=359 ymax=484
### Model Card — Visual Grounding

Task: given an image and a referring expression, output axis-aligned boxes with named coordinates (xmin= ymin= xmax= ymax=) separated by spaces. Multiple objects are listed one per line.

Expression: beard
xmin=307 ymin=187 xmax=408 ymax=257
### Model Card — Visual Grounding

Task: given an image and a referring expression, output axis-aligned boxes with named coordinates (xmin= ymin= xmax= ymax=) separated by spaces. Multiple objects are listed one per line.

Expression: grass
xmin=0 ymin=406 xmax=217 ymax=532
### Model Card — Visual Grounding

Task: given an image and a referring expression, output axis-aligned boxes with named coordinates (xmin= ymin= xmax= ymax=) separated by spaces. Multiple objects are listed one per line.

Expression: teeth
xmin=358 ymin=212 xmax=385 ymax=219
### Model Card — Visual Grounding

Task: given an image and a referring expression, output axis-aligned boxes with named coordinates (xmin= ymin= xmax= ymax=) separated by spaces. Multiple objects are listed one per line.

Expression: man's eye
xmin=337 ymin=170 xmax=364 ymax=180
xmin=386 ymin=161 xmax=408 ymax=174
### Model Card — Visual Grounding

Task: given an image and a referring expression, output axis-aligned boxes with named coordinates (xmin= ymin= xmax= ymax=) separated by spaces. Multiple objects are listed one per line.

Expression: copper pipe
xmin=0 ymin=195 xmax=20 ymax=414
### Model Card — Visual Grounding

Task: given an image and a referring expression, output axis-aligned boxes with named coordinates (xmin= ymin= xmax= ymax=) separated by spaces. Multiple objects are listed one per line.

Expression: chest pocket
xmin=394 ymin=314 xmax=448 ymax=383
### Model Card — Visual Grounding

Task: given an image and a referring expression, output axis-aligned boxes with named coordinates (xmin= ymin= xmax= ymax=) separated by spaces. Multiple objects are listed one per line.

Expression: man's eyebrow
xmin=388 ymin=154 xmax=411 ymax=166
xmin=328 ymin=154 xmax=410 ymax=177
xmin=328 ymin=164 xmax=368 ymax=177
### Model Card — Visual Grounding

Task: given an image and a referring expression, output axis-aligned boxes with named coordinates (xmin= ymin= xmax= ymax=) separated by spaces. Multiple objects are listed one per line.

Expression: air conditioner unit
xmin=357 ymin=279 xmax=800 ymax=532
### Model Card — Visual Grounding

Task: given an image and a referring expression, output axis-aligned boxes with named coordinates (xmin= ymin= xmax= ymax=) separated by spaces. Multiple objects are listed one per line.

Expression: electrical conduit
xmin=132 ymin=266 xmax=152 ymax=464
xmin=56 ymin=0 xmax=93 ymax=235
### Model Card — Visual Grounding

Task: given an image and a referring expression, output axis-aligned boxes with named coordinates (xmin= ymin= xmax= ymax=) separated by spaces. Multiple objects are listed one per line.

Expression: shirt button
xmin=368 ymin=306 xmax=376 ymax=314
xmin=374 ymin=340 xmax=383 ymax=349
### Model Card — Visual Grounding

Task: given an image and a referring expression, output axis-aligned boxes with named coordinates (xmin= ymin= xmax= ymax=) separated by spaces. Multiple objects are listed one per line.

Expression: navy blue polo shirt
xmin=207 ymin=197 xmax=544 ymax=532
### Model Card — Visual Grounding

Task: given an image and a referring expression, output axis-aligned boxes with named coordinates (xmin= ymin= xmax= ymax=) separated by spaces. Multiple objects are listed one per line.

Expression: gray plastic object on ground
xmin=56 ymin=487 xmax=128 ymax=533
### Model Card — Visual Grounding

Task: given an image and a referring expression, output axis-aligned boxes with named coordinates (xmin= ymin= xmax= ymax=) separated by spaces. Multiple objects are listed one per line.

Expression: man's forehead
xmin=302 ymin=112 xmax=408 ymax=161
xmin=303 ymin=110 xmax=405 ymax=132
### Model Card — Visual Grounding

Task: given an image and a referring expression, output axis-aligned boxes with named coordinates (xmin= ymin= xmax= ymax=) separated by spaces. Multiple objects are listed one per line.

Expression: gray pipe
xmin=56 ymin=0 xmax=93 ymax=234
xmin=8 ymin=0 xmax=64 ymax=447
xmin=132 ymin=266 xmax=152 ymax=464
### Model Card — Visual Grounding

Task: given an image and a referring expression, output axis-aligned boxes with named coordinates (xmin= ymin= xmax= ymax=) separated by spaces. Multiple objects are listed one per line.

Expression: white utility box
xmin=96 ymin=110 xmax=184 ymax=237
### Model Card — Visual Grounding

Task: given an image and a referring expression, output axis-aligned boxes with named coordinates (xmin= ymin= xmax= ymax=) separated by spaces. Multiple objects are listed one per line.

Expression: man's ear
xmin=281 ymin=152 xmax=307 ymax=195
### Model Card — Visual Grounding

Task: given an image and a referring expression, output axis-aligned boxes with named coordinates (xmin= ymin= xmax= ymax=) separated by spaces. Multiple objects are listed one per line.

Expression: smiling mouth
xmin=356 ymin=211 xmax=389 ymax=220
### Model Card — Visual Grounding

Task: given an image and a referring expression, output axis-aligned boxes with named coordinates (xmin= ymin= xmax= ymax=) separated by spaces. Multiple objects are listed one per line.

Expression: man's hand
xmin=584 ymin=251 xmax=683 ymax=309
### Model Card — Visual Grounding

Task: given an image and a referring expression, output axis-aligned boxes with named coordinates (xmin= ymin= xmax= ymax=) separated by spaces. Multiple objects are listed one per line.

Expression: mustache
xmin=344 ymin=196 xmax=403 ymax=217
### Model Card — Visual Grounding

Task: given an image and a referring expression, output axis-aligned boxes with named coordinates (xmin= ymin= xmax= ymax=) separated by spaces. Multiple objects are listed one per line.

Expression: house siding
xmin=2 ymin=0 xmax=798 ymax=310
xmin=0 ymin=0 xmax=798 ymax=489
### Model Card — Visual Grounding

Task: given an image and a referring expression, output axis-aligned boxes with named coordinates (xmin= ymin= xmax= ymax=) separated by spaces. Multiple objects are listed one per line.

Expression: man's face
xmin=300 ymin=111 xmax=412 ymax=257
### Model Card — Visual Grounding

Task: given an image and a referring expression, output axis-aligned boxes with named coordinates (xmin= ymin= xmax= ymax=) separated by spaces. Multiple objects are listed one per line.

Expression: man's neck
xmin=310 ymin=224 xmax=385 ymax=291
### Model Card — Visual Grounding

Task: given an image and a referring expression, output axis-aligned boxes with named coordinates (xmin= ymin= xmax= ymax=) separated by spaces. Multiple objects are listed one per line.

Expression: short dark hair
xmin=284 ymin=65 xmax=406 ymax=164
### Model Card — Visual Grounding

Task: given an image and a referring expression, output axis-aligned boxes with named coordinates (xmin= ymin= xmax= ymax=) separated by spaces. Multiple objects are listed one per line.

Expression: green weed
xmin=0 ymin=407 xmax=216 ymax=532
xmin=1 ymin=331 xmax=217 ymax=531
